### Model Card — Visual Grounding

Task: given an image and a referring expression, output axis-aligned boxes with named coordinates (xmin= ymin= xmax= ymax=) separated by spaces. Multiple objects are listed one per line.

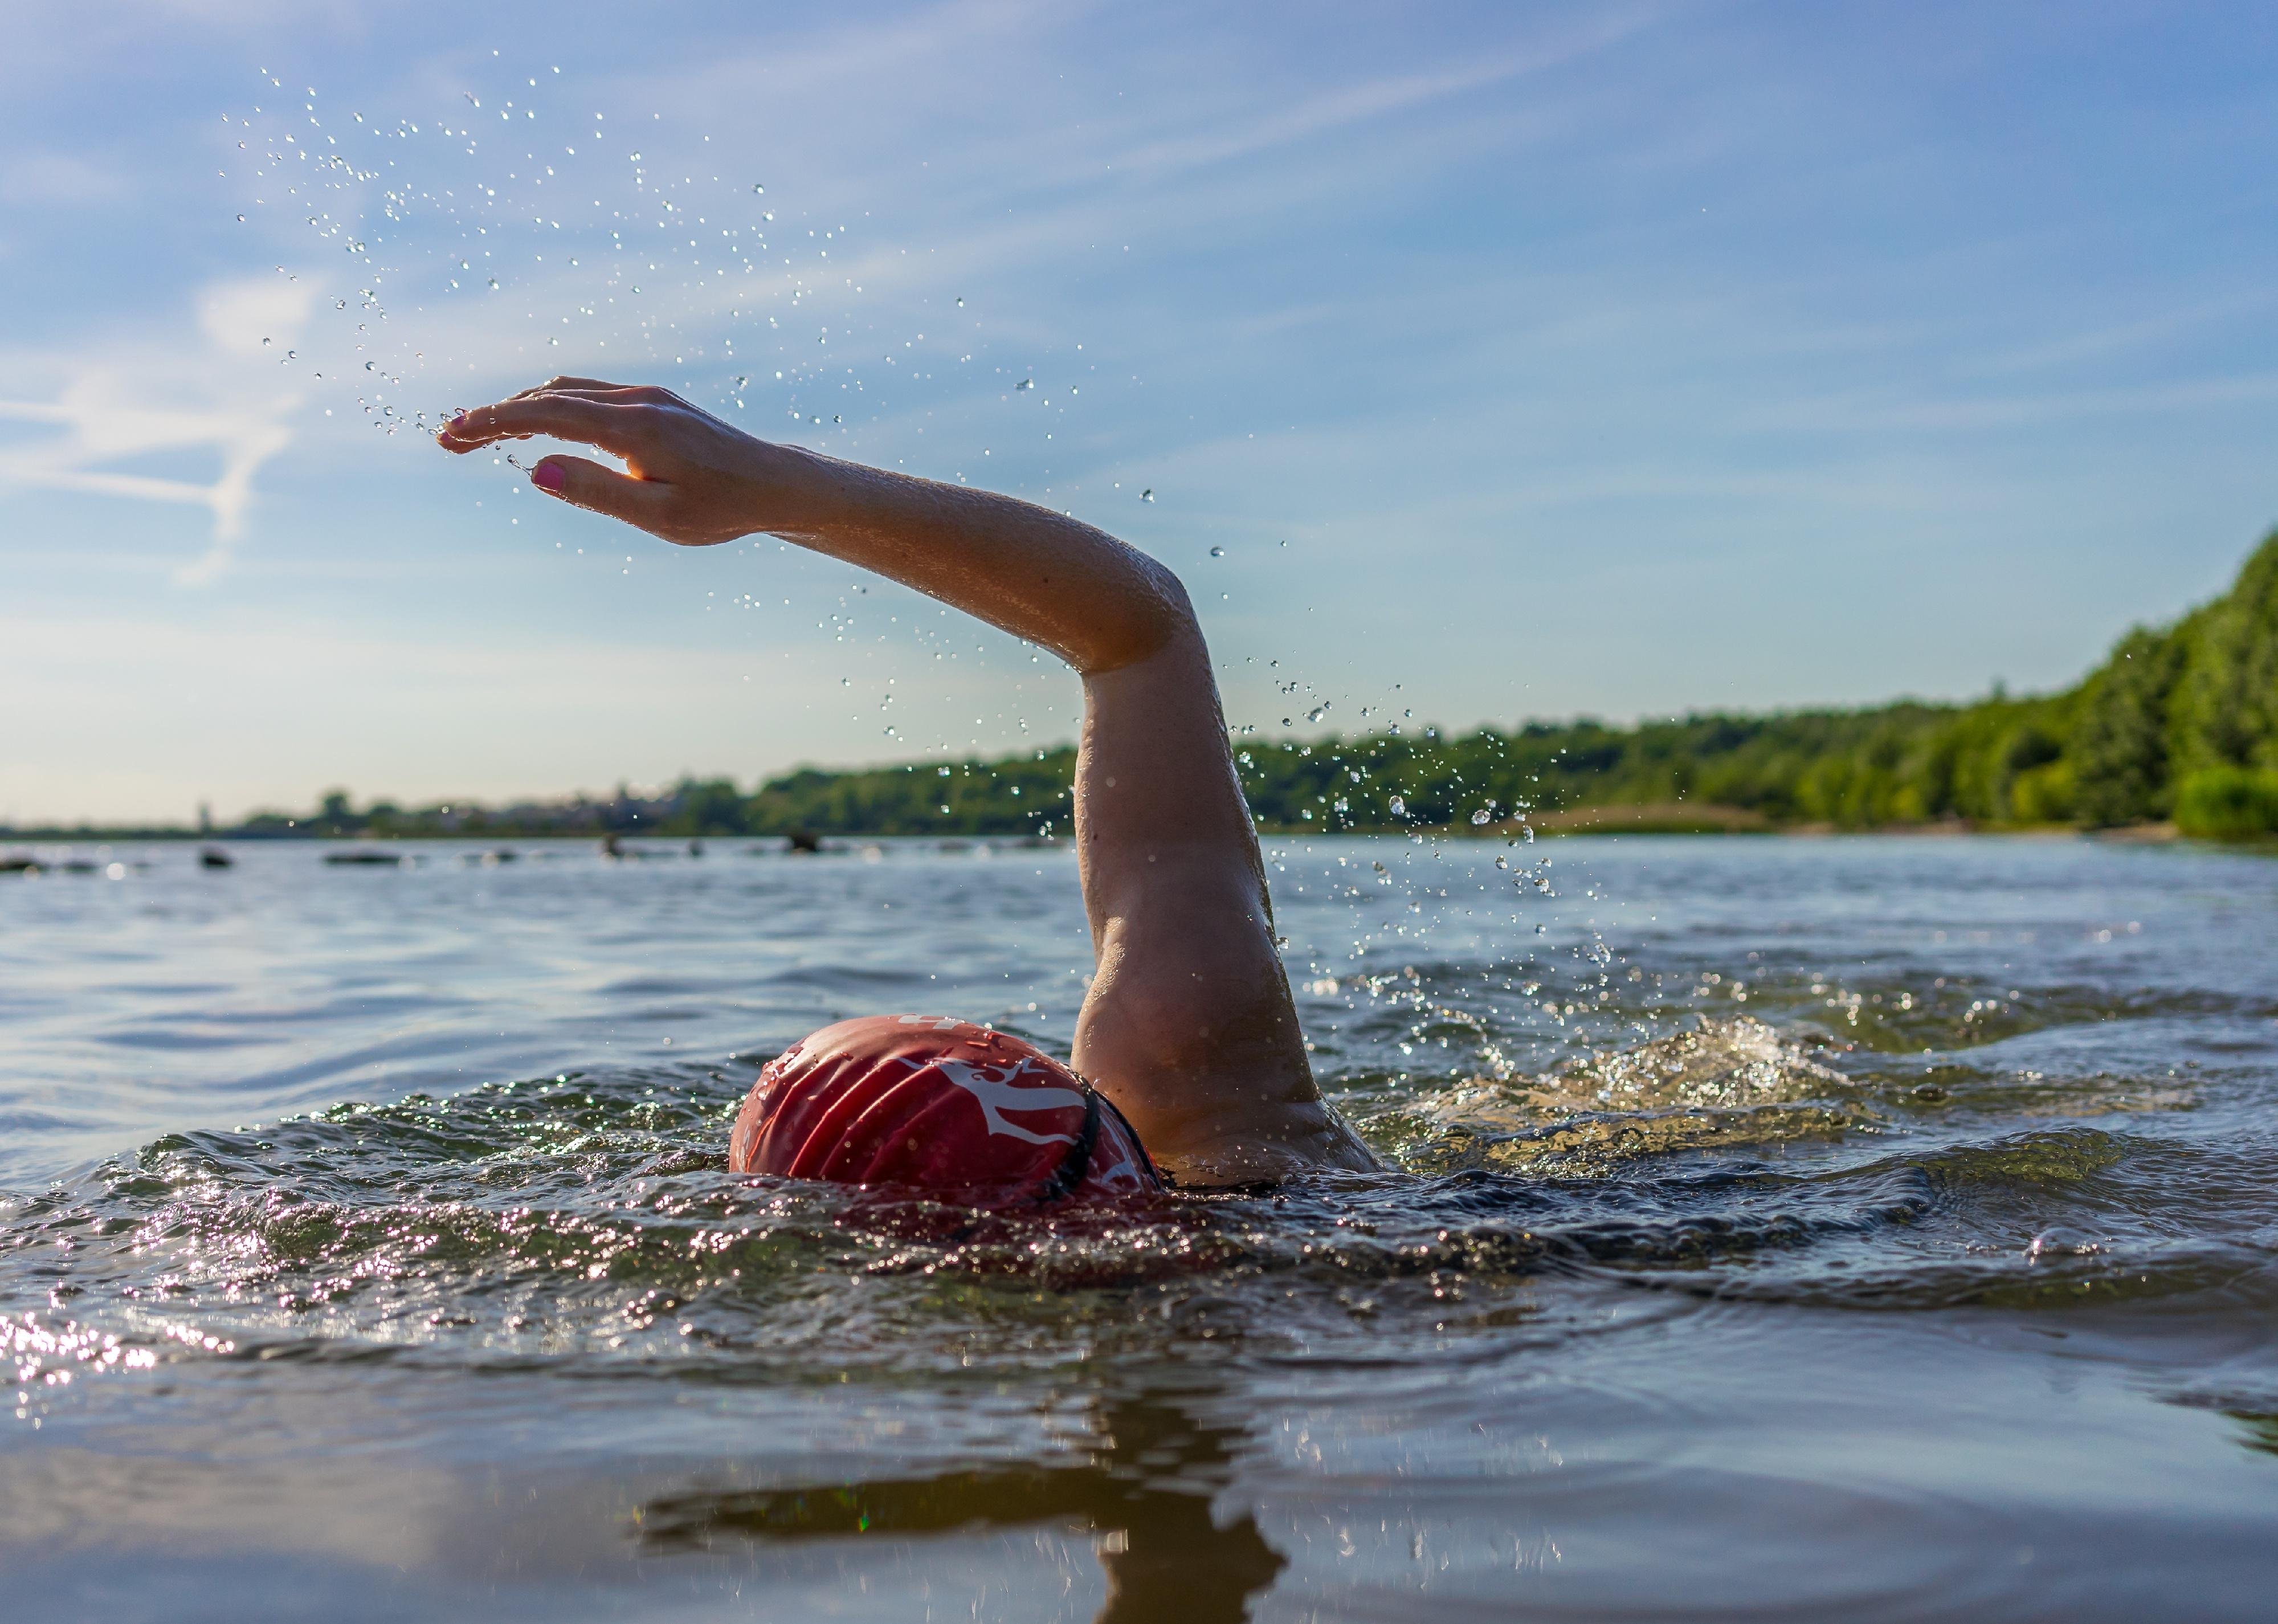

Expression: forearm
xmin=768 ymin=449 xmax=1193 ymax=674
xmin=440 ymin=381 xmax=1194 ymax=676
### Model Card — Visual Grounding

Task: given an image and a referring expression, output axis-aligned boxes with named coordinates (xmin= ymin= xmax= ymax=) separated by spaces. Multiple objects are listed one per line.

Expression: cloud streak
xmin=0 ymin=278 xmax=309 ymax=583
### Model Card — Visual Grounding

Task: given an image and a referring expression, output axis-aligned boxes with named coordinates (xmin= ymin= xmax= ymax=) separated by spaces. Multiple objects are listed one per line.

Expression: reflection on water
xmin=641 ymin=1388 xmax=1284 ymax=1623
xmin=2226 ymin=1410 xmax=2278 ymax=1459
xmin=1 ymin=835 xmax=2276 ymax=1619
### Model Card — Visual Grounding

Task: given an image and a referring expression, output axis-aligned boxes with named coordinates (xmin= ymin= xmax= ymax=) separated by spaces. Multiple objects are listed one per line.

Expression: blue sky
xmin=3 ymin=0 xmax=2275 ymax=823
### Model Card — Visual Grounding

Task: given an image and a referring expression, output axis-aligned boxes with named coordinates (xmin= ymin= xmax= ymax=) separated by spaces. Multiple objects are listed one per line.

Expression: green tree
xmin=2172 ymin=532 xmax=2278 ymax=777
xmin=2069 ymin=625 xmax=2186 ymax=824
xmin=2174 ymin=766 xmax=2278 ymax=839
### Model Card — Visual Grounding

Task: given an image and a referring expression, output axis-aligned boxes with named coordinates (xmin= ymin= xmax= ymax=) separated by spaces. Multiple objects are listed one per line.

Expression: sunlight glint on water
xmin=1 ymin=834 xmax=2275 ymax=1620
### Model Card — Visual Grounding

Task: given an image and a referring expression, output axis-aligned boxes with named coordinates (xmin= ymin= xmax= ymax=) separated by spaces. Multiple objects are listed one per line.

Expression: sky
xmin=3 ymin=0 xmax=2276 ymax=825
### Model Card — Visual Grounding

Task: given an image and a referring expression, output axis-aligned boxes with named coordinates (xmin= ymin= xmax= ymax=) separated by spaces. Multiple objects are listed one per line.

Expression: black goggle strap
xmin=1035 ymin=1087 xmax=1104 ymax=1205
xmin=1093 ymin=1090 xmax=1166 ymax=1192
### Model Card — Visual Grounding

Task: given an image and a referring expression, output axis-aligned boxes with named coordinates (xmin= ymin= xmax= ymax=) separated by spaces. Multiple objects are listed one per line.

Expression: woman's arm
xmin=440 ymin=380 xmax=1377 ymax=1185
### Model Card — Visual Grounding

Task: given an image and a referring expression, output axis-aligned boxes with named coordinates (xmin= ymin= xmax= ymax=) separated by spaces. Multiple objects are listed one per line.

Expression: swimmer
xmin=440 ymin=380 xmax=1379 ymax=1196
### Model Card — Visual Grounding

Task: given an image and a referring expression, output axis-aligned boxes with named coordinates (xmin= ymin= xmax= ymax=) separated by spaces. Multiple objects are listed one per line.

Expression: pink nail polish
xmin=533 ymin=463 xmax=565 ymax=492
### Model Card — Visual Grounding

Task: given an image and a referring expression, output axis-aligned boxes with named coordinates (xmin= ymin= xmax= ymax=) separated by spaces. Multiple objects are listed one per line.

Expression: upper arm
xmin=1065 ymin=606 xmax=1376 ymax=1184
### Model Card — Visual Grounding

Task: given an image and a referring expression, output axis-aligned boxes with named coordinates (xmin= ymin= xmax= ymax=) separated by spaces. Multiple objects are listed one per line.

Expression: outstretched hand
xmin=436 ymin=377 xmax=818 ymax=546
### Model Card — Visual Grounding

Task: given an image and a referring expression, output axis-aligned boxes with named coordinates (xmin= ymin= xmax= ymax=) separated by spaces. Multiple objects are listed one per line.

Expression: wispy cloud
xmin=1105 ymin=12 xmax=1667 ymax=183
xmin=0 ymin=277 xmax=309 ymax=584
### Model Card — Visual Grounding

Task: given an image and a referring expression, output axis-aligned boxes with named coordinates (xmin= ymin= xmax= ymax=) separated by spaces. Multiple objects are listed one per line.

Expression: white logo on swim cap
xmin=901 ymin=1054 xmax=1083 ymax=1145
xmin=1087 ymin=1144 xmax=1146 ymax=1190
xmin=896 ymin=1014 xmax=965 ymax=1031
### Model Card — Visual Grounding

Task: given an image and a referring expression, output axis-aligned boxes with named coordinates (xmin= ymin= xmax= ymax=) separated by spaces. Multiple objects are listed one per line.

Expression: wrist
xmin=741 ymin=440 xmax=849 ymax=538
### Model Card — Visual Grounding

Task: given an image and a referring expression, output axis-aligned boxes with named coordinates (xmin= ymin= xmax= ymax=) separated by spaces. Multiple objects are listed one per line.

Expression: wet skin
xmin=440 ymin=381 xmax=1378 ymax=1186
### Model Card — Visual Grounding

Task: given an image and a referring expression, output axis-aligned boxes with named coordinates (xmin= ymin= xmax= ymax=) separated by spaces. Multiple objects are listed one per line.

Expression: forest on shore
xmin=15 ymin=532 xmax=2278 ymax=844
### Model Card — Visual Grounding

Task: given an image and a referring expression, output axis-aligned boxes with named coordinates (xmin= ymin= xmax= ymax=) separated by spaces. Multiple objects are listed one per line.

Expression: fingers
xmin=437 ymin=380 xmax=695 ymax=453
xmin=528 ymin=385 xmax=683 ymax=406
xmin=515 ymin=375 xmax=627 ymax=395
xmin=503 ymin=378 xmax=683 ymax=406
xmin=438 ymin=394 xmax=639 ymax=454
xmin=528 ymin=454 xmax=685 ymax=536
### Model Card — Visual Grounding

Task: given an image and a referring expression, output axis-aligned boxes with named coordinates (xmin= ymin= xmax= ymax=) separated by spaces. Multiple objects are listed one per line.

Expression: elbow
xmin=1140 ymin=558 xmax=1199 ymax=648
xmin=1077 ymin=554 xmax=1198 ymax=675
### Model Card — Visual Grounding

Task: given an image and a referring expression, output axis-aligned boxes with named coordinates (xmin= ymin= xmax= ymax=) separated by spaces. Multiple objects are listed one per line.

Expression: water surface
xmin=3 ymin=834 xmax=2275 ymax=1619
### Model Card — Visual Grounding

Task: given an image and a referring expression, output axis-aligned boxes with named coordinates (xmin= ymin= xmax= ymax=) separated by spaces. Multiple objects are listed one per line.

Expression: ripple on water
xmin=6 ymin=1000 xmax=2272 ymax=1394
xmin=9 ymin=835 xmax=2278 ymax=1617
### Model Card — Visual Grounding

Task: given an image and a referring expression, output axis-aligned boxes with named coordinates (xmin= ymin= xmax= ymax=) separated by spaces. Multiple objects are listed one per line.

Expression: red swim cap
xmin=730 ymin=1015 xmax=1164 ymax=1207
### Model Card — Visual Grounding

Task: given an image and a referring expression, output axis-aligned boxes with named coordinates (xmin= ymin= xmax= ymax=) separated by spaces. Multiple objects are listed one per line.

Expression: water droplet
xmin=1140 ymin=488 xmax=1154 ymax=502
xmin=1389 ymin=796 xmax=1407 ymax=817
xmin=1016 ymin=378 xmax=1032 ymax=391
xmin=956 ymin=297 xmax=964 ymax=306
xmin=752 ymin=183 xmax=765 ymax=194
xmin=261 ymin=337 xmax=272 ymax=346
xmin=1208 ymin=545 xmax=1224 ymax=558
xmin=236 ymin=213 xmax=246 ymax=222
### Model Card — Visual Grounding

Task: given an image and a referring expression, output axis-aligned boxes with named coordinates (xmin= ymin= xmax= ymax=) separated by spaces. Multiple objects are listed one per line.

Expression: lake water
xmin=3 ymin=832 xmax=2275 ymax=1621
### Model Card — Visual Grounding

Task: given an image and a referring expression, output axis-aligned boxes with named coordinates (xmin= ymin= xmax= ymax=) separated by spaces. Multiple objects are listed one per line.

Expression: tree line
xmin=18 ymin=532 xmax=2273 ymax=844
xmin=691 ymin=528 xmax=2278 ymax=841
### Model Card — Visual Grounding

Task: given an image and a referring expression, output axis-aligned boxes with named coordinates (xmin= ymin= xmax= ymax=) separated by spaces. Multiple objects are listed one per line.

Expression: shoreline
xmin=0 ymin=818 xmax=2211 ymax=847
